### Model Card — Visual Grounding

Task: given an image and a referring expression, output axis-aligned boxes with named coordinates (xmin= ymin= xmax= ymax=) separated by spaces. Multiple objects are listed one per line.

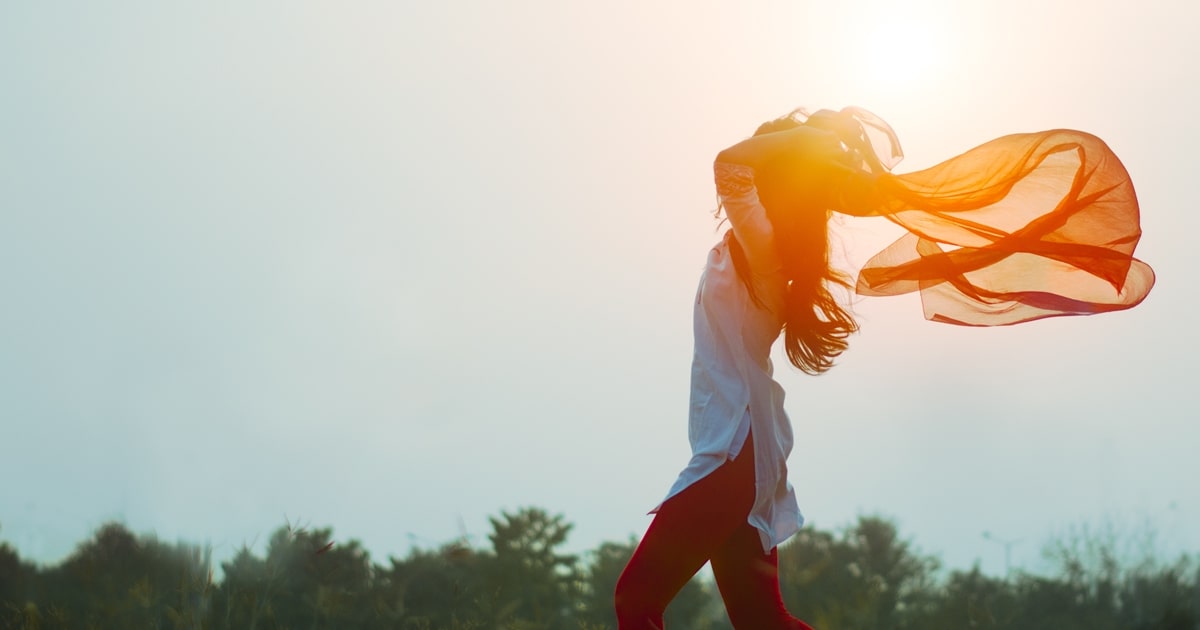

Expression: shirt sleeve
xmin=714 ymin=162 xmax=783 ymax=274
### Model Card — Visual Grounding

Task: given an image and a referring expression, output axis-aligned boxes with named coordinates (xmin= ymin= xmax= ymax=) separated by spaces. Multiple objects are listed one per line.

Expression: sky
xmin=2 ymin=0 xmax=1197 ymax=581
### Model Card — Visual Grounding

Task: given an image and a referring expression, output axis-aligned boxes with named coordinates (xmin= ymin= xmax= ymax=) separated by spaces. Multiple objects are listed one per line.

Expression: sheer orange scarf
xmin=822 ymin=108 xmax=1155 ymax=326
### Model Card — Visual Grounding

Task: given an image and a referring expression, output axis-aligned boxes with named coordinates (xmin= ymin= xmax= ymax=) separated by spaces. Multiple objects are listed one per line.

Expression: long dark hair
xmin=722 ymin=111 xmax=862 ymax=375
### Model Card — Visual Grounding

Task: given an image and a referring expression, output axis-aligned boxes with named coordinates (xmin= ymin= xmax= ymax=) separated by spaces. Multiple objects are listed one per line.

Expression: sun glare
xmin=857 ymin=15 xmax=945 ymax=89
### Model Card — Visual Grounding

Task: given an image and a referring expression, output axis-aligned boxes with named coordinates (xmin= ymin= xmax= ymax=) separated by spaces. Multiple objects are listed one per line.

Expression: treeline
xmin=1 ymin=507 xmax=1197 ymax=629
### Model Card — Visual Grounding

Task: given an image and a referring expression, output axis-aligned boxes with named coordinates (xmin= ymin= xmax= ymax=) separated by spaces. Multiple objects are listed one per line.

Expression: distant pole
xmin=982 ymin=531 xmax=1021 ymax=576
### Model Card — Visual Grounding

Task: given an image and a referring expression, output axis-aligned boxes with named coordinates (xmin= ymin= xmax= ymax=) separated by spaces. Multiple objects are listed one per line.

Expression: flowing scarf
xmin=813 ymin=107 xmax=1155 ymax=326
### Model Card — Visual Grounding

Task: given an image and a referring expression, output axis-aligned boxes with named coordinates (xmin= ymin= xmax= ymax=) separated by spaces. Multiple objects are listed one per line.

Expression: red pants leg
xmin=711 ymin=522 xmax=814 ymax=630
xmin=613 ymin=433 xmax=814 ymax=629
xmin=613 ymin=434 xmax=757 ymax=629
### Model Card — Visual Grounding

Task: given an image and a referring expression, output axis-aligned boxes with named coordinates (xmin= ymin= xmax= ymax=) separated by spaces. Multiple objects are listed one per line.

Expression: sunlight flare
xmin=855 ymin=13 xmax=947 ymax=89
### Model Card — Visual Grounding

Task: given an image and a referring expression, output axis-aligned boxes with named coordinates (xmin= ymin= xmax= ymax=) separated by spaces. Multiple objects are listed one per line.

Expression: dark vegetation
xmin=1 ymin=508 xmax=1196 ymax=629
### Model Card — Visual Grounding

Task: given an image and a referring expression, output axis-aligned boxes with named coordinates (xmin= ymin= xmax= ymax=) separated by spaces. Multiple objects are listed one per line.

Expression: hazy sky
xmin=3 ymin=0 xmax=1197 ymax=579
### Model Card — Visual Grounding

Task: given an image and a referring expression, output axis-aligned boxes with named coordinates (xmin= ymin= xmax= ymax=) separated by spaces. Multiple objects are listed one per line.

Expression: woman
xmin=613 ymin=107 xmax=1153 ymax=629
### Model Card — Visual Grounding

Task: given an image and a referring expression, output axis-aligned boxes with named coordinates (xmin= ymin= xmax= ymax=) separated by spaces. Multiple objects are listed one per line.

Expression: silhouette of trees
xmin=378 ymin=539 xmax=488 ymax=628
xmin=4 ymin=522 xmax=212 ymax=629
xmin=579 ymin=539 xmax=635 ymax=627
xmin=0 ymin=512 xmax=1196 ymax=629
xmin=0 ymin=540 xmax=38 ymax=624
xmin=777 ymin=515 xmax=938 ymax=629
xmin=899 ymin=520 xmax=1200 ymax=630
xmin=210 ymin=522 xmax=374 ymax=629
xmin=484 ymin=507 xmax=580 ymax=629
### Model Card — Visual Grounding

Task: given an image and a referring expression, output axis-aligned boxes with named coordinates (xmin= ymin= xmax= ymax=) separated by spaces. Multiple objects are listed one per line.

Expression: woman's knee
xmin=613 ymin=573 xmax=663 ymax=628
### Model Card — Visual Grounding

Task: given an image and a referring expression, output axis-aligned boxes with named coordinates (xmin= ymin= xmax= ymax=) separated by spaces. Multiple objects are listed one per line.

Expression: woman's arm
xmin=714 ymin=125 xmax=840 ymax=170
xmin=716 ymin=125 xmax=883 ymax=217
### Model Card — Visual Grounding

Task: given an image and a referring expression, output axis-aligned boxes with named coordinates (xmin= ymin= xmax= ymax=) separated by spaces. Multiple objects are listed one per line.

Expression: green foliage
xmin=2 ymin=522 xmax=212 ymax=629
xmin=209 ymin=520 xmax=376 ymax=629
xmin=579 ymin=538 xmax=636 ymax=627
xmin=778 ymin=515 xmax=939 ymax=629
xmin=380 ymin=540 xmax=491 ymax=627
xmin=0 ymin=542 xmax=37 ymax=609
xmin=485 ymin=507 xmax=580 ymax=629
xmin=0 ymin=512 xmax=1197 ymax=629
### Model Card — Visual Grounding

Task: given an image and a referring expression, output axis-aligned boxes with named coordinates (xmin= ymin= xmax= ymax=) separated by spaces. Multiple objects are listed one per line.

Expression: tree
xmin=211 ymin=521 xmax=374 ymax=629
xmin=0 ymin=540 xmax=40 ymax=627
xmin=380 ymin=540 xmax=489 ymax=629
xmin=485 ymin=507 xmax=580 ymax=629
xmin=579 ymin=539 xmax=634 ymax=628
xmin=903 ymin=565 xmax=1017 ymax=629
xmin=32 ymin=522 xmax=212 ymax=629
xmin=0 ymin=542 xmax=33 ymax=601
xmin=1 ymin=508 xmax=1195 ymax=629
xmin=778 ymin=516 xmax=938 ymax=629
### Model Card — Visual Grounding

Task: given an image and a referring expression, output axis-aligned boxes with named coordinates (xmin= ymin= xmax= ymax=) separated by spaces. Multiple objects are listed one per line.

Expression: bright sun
xmin=856 ymin=14 xmax=945 ymax=89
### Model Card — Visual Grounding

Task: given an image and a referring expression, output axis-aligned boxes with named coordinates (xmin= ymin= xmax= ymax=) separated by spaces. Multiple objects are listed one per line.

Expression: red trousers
xmin=613 ymin=433 xmax=813 ymax=629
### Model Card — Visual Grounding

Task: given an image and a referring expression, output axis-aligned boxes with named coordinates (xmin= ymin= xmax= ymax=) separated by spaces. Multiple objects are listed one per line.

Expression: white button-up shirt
xmin=655 ymin=162 xmax=804 ymax=553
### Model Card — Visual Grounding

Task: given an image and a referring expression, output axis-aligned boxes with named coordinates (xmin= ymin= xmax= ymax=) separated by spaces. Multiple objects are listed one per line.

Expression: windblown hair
xmin=723 ymin=111 xmax=863 ymax=375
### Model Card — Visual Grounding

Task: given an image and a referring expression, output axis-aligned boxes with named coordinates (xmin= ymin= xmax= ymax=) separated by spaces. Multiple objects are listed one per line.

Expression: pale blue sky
xmin=2 ymin=0 xmax=1196 ymax=578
